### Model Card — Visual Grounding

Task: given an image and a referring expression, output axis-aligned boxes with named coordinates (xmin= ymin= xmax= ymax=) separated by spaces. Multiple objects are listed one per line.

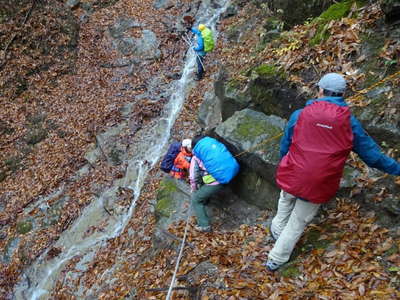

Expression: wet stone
xmin=114 ymin=37 xmax=136 ymax=55
xmin=2 ymin=237 xmax=20 ymax=264
xmin=153 ymin=0 xmax=175 ymax=10
xmin=66 ymin=0 xmax=80 ymax=9
xmin=109 ymin=18 xmax=142 ymax=38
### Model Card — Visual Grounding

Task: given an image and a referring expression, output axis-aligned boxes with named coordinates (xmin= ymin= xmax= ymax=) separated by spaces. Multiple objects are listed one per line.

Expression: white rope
xmin=165 ymin=205 xmax=192 ymax=300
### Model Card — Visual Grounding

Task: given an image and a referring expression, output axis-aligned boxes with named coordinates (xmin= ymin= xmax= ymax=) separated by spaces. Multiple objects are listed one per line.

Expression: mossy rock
xmin=215 ymin=109 xmax=284 ymax=165
xmin=215 ymin=109 xmax=284 ymax=208
xmin=309 ymin=0 xmax=363 ymax=46
xmin=16 ymin=221 xmax=33 ymax=234
xmin=246 ymin=71 xmax=303 ymax=119
xmin=253 ymin=64 xmax=285 ymax=79
xmin=267 ymin=0 xmax=336 ymax=29
xmin=292 ymin=226 xmax=338 ymax=259
xmin=25 ymin=126 xmax=48 ymax=145
xmin=109 ymin=147 xmax=124 ymax=165
xmin=4 ymin=156 xmax=23 ymax=173
xmin=279 ymin=261 xmax=301 ymax=278
xmin=26 ymin=113 xmax=46 ymax=125
xmin=155 ymin=178 xmax=180 ymax=218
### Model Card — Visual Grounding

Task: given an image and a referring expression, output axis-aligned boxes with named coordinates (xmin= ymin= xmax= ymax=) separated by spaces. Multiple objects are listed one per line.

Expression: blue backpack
xmin=193 ymin=137 xmax=239 ymax=184
xmin=160 ymin=142 xmax=181 ymax=173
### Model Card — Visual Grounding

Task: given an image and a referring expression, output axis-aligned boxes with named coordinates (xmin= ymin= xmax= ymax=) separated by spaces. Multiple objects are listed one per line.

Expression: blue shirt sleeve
xmin=191 ymin=28 xmax=204 ymax=52
xmin=280 ymin=109 xmax=302 ymax=158
xmin=351 ymin=116 xmax=400 ymax=175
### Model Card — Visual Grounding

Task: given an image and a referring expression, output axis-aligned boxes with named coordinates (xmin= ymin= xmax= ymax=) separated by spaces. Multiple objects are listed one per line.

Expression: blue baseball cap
xmin=317 ymin=73 xmax=346 ymax=93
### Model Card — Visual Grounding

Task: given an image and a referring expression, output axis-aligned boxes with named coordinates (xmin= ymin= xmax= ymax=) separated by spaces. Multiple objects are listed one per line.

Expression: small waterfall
xmin=14 ymin=1 xmax=230 ymax=299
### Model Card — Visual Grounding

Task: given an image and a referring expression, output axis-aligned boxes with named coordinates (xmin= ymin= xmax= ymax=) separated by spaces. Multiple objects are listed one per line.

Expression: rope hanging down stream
xmin=164 ymin=69 xmax=400 ymax=298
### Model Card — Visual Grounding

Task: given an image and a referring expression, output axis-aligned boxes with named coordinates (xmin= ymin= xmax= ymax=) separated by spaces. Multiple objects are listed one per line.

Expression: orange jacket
xmin=170 ymin=147 xmax=192 ymax=179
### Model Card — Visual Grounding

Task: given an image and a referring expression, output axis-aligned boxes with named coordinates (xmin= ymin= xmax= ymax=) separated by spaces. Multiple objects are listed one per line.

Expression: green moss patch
xmin=310 ymin=0 xmax=357 ymax=46
xmin=384 ymin=244 xmax=398 ymax=257
xmin=279 ymin=261 xmax=301 ymax=278
xmin=292 ymin=226 xmax=340 ymax=259
xmin=236 ymin=114 xmax=281 ymax=140
xmin=17 ymin=221 xmax=33 ymax=234
xmin=155 ymin=178 xmax=178 ymax=218
xmin=253 ymin=64 xmax=284 ymax=79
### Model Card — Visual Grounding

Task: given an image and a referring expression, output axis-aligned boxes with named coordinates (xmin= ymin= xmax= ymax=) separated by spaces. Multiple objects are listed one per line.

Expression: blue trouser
xmin=196 ymin=55 xmax=205 ymax=79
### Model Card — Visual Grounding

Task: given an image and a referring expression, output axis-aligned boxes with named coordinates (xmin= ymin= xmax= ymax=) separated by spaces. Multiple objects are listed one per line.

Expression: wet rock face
xmin=215 ymin=109 xmax=286 ymax=209
xmin=268 ymin=0 xmax=335 ymax=29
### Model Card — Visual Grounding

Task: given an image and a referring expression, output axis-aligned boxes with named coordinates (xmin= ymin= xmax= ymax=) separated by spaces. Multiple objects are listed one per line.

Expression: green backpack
xmin=201 ymin=27 xmax=215 ymax=52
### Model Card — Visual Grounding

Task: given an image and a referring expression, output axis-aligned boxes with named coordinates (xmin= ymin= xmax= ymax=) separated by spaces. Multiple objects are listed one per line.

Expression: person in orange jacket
xmin=170 ymin=139 xmax=193 ymax=180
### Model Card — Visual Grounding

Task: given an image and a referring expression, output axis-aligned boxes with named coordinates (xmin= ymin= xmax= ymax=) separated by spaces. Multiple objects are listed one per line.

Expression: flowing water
xmin=14 ymin=1 xmax=230 ymax=299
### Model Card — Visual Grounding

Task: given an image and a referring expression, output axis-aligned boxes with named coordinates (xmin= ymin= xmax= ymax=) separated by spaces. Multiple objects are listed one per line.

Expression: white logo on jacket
xmin=316 ymin=123 xmax=333 ymax=129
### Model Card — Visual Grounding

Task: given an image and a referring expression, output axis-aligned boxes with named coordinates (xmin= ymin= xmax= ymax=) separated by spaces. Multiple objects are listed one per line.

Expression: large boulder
xmin=109 ymin=18 xmax=160 ymax=60
xmin=198 ymin=86 xmax=222 ymax=130
xmin=109 ymin=18 xmax=142 ymax=39
xmin=353 ymin=24 xmax=400 ymax=150
xmin=268 ymin=0 xmax=335 ymax=29
xmin=154 ymin=177 xmax=190 ymax=228
xmin=215 ymin=65 xmax=306 ymax=121
xmin=153 ymin=176 xmax=263 ymax=234
xmin=215 ymin=109 xmax=286 ymax=209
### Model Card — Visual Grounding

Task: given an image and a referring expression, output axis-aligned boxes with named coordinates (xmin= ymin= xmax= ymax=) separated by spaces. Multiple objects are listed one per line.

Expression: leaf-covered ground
xmin=1 ymin=0 xmax=399 ymax=298
xmin=0 ymin=0 xmax=192 ymax=296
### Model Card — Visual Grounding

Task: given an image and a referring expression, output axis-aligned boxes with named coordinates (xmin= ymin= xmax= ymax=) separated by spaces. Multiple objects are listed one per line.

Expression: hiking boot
xmin=264 ymin=259 xmax=283 ymax=272
xmin=194 ymin=225 xmax=211 ymax=232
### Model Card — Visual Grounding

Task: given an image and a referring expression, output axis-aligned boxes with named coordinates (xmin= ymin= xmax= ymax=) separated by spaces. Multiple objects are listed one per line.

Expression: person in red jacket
xmin=265 ymin=73 xmax=400 ymax=271
xmin=170 ymin=139 xmax=193 ymax=180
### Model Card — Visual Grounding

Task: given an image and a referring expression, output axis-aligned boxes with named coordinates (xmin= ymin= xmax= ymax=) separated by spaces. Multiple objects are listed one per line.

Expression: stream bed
xmin=13 ymin=1 xmax=230 ymax=299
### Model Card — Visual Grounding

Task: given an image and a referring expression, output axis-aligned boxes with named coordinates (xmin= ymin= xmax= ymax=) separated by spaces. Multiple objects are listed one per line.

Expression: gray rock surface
xmin=135 ymin=30 xmax=161 ymax=59
xmin=267 ymin=0 xmax=334 ymax=29
xmin=153 ymin=0 xmax=176 ymax=10
xmin=66 ymin=0 xmax=80 ymax=9
xmin=215 ymin=109 xmax=286 ymax=209
xmin=198 ymin=87 xmax=222 ymax=130
xmin=154 ymin=176 xmax=264 ymax=233
xmin=109 ymin=18 xmax=142 ymax=39
xmin=215 ymin=66 xmax=306 ymax=121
